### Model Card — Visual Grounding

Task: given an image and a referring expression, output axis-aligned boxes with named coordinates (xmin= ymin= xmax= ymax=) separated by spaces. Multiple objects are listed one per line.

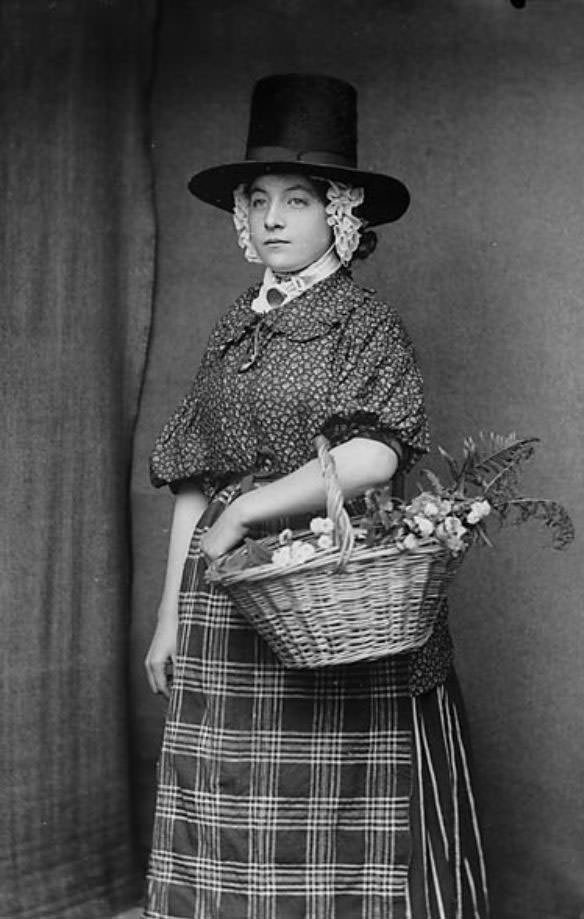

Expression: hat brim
xmin=188 ymin=161 xmax=410 ymax=227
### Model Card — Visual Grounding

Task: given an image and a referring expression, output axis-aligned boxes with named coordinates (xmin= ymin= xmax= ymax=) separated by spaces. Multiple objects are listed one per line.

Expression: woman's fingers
xmin=145 ymin=654 xmax=170 ymax=697
xmin=150 ymin=658 xmax=171 ymax=697
xmin=199 ymin=507 xmax=248 ymax=561
xmin=145 ymin=614 xmax=178 ymax=696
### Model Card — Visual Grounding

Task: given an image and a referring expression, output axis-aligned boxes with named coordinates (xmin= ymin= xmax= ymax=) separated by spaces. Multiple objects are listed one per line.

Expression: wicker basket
xmin=206 ymin=435 xmax=461 ymax=668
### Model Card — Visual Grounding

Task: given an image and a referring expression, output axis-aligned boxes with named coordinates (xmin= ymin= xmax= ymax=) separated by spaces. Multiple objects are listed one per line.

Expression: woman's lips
xmin=264 ymin=239 xmax=289 ymax=246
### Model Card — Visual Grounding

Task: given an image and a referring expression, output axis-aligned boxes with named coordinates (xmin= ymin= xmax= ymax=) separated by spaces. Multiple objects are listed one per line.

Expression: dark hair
xmin=352 ymin=228 xmax=378 ymax=262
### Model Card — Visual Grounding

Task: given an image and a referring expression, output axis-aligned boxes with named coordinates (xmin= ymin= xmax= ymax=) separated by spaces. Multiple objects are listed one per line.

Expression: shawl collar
xmin=211 ymin=270 xmax=360 ymax=351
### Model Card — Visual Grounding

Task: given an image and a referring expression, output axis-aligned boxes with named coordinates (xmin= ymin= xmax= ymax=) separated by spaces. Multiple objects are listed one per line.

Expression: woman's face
xmin=248 ymin=173 xmax=333 ymax=273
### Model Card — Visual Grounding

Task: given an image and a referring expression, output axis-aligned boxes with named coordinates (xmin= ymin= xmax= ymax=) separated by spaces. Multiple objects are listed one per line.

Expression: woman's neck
xmin=251 ymin=246 xmax=341 ymax=315
xmin=272 ymin=243 xmax=339 ymax=282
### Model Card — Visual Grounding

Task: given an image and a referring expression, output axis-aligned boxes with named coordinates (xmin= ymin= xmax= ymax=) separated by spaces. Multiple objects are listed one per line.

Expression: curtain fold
xmin=0 ymin=2 xmax=157 ymax=916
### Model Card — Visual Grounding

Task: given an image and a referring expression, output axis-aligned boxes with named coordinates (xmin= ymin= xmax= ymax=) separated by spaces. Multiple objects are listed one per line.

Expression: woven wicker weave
xmin=206 ymin=435 xmax=459 ymax=668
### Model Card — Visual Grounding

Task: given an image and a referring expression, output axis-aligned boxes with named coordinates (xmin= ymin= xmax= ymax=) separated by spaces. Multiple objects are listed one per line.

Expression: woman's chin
xmin=260 ymin=252 xmax=303 ymax=273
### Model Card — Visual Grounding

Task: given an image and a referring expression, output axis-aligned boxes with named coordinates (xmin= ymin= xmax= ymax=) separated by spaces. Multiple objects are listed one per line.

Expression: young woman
xmin=143 ymin=73 xmax=489 ymax=919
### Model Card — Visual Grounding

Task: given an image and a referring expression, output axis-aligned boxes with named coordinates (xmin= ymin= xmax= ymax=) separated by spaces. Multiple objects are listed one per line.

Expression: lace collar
xmin=250 ymin=246 xmax=341 ymax=315
xmin=210 ymin=269 xmax=363 ymax=351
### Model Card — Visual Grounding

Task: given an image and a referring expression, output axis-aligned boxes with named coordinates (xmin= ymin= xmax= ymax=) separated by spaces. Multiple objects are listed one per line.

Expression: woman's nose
xmin=264 ymin=200 xmax=284 ymax=229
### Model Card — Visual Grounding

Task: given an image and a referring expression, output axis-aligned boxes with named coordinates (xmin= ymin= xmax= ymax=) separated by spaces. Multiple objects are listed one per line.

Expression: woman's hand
xmin=199 ymin=501 xmax=249 ymax=562
xmin=145 ymin=606 xmax=178 ymax=698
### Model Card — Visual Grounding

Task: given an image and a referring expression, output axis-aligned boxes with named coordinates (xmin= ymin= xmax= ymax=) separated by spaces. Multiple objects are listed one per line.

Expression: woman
xmin=143 ymin=74 xmax=489 ymax=919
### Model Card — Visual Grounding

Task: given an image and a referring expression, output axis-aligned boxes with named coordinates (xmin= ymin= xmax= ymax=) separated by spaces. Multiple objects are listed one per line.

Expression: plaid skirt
xmin=143 ymin=488 xmax=489 ymax=919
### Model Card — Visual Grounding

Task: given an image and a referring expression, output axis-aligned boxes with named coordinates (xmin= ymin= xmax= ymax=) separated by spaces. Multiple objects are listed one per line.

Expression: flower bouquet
xmin=359 ymin=432 xmax=574 ymax=557
xmin=206 ymin=433 xmax=574 ymax=668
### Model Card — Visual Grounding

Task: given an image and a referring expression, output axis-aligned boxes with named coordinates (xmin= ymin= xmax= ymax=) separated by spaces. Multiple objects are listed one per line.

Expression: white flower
xmin=438 ymin=516 xmax=467 ymax=539
xmin=403 ymin=533 xmax=420 ymax=551
xmin=436 ymin=515 xmax=468 ymax=555
xmin=317 ymin=534 xmax=334 ymax=550
xmin=272 ymin=545 xmax=292 ymax=566
xmin=310 ymin=516 xmax=334 ymax=535
xmin=409 ymin=493 xmax=441 ymax=519
xmin=467 ymin=499 xmax=491 ymax=525
xmin=413 ymin=515 xmax=435 ymax=538
xmin=272 ymin=541 xmax=316 ymax=567
xmin=292 ymin=542 xmax=316 ymax=563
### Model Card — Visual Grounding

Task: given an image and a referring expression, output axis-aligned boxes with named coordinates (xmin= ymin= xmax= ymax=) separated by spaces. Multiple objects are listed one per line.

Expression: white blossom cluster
xmin=271 ymin=517 xmax=336 ymax=567
xmin=398 ymin=493 xmax=491 ymax=555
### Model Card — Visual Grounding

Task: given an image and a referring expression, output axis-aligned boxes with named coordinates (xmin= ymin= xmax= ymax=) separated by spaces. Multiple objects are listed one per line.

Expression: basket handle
xmin=314 ymin=434 xmax=355 ymax=569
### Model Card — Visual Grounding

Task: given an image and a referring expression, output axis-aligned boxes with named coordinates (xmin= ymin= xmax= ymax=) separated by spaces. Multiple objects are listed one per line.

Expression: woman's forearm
xmin=234 ymin=437 xmax=398 ymax=528
xmin=159 ymin=483 xmax=208 ymax=613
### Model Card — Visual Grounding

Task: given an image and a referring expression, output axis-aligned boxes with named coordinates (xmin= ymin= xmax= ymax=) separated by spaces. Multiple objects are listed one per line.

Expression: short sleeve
xmin=148 ymin=375 xmax=210 ymax=494
xmin=148 ymin=325 xmax=233 ymax=496
xmin=148 ymin=292 xmax=259 ymax=496
xmin=322 ymin=298 xmax=430 ymax=471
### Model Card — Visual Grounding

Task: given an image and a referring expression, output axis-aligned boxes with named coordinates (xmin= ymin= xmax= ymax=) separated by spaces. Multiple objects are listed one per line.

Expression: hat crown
xmin=188 ymin=72 xmax=410 ymax=226
xmin=245 ymin=74 xmax=357 ymax=167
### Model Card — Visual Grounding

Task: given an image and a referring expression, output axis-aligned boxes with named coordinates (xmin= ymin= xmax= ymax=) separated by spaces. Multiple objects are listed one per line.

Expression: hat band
xmin=246 ymin=145 xmax=355 ymax=168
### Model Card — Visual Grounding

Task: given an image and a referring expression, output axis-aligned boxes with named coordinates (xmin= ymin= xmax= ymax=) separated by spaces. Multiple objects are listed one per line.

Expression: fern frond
xmin=437 ymin=445 xmax=460 ymax=481
xmin=477 ymin=431 xmax=520 ymax=453
xmin=466 ymin=437 xmax=539 ymax=494
xmin=420 ymin=468 xmax=446 ymax=495
xmin=496 ymin=498 xmax=575 ymax=550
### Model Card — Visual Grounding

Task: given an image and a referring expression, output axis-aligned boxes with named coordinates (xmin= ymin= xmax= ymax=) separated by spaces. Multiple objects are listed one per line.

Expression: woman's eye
xmin=250 ymin=197 xmax=267 ymax=208
xmin=288 ymin=196 xmax=309 ymax=207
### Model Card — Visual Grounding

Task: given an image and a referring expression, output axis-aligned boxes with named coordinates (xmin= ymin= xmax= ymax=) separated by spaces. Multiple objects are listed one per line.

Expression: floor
xmin=115 ymin=910 xmax=141 ymax=919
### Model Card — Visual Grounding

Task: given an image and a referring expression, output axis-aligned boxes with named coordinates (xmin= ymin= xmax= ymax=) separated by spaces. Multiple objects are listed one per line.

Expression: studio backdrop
xmin=131 ymin=3 xmax=584 ymax=919
xmin=2 ymin=2 xmax=583 ymax=919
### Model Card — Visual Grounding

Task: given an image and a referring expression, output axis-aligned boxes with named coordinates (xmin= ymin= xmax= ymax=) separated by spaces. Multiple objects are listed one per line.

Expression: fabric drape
xmin=0 ymin=2 xmax=156 ymax=916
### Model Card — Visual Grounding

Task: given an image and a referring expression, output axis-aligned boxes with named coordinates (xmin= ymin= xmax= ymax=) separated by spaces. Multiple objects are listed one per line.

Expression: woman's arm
xmin=145 ymin=483 xmax=208 ymax=696
xmin=200 ymin=437 xmax=398 ymax=561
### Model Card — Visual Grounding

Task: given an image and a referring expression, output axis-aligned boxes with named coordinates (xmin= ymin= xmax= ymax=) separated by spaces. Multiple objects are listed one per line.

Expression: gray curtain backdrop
xmin=131 ymin=2 xmax=584 ymax=917
xmin=1 ymin=2 xmax=156 ymax=916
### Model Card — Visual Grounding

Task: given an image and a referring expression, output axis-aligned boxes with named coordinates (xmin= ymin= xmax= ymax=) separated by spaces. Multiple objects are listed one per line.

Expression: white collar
xmin=251 ymin=246 xmax=341 ymax=315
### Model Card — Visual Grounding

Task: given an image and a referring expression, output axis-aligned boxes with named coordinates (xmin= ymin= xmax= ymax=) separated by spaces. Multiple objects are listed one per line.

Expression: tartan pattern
xmin=408 ymin=684 xmax=490 ymax=918
xmin=144 ymin=489 xmax=488 ymax=919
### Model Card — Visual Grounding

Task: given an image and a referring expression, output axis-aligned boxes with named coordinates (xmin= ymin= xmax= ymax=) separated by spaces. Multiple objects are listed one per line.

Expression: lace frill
xmin=233 ymin=183 xmax=262 ymax=263
xmin=325 ymin=181 xmax=365 ymax=265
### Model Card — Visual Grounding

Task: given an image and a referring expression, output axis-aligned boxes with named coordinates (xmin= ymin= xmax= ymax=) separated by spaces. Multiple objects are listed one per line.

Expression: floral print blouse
xmin=149 ymin=268 xmax=453 ymax=694
xmin=150 ymin=269 xmax=429 ymax=496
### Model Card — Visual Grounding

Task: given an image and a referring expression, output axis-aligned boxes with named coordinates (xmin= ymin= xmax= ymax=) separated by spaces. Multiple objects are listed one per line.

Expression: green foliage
xmin=209 ymin=432 xmax=575 ymax=579
xmin=420 ymin=468 xmax=446 ymax=495
xmin=496 ymin=498 xmax=575 ymax=550
xmin=434 ymin=432 xmax=574 ymax=551
xmin=462 ymin=433 xmax=539 ymax=500
xmin=243 ymin=537 xmax=273 ymax=565
xmin=209 ymin=537 xmax=272 ymax=577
